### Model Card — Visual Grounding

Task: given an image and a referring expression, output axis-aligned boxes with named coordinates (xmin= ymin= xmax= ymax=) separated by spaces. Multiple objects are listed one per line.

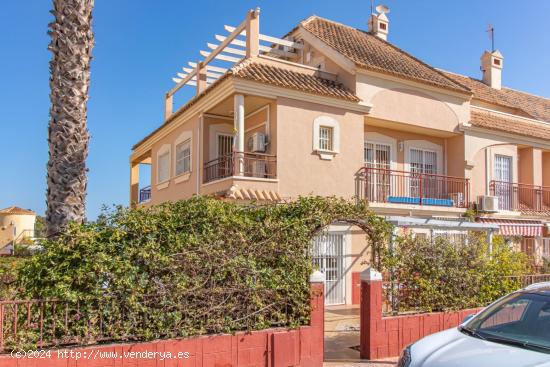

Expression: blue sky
xmin=1 ymin=0 xmax=549 ymax=219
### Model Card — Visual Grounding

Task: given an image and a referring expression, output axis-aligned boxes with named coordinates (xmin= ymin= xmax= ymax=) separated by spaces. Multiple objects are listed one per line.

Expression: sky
xmin=1 ymin=0 xmax=549 ymax=219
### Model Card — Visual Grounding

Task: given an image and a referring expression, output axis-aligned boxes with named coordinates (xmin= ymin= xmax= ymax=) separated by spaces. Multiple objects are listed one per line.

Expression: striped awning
xmin=477 ymin=218 xmax=543 ymax=237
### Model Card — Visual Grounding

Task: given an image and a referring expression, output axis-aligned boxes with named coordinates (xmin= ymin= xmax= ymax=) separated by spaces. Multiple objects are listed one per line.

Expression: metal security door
xmin=312 ymin=233 xmax=345 ymax=305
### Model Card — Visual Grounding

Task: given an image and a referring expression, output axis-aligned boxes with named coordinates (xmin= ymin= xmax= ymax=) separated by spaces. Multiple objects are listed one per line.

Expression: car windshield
xmin=465 ymin=291 xmax=550 ymax=354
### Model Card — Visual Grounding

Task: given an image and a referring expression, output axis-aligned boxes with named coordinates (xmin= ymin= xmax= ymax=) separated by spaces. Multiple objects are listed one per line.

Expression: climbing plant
xmin=13 ymin=196 xmax=390 ymax=347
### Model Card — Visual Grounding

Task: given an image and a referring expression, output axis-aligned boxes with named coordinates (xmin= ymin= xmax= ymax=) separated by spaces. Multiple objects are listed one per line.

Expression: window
xmin=313 ymin=116 xmax=340 ymax=160
xmin=319 ymin=126 xmax=333 ymax=151
xmin=175 ymin=139 xmax=191 ymax=176
xmin=364 ymin=142 xmax=391 ymax=168
xmin=410 ymin=148 xmax=437 ymax=175
xmin=494 ymin=155 xmax=512 ymax=182
xmin=157 ymin=151 xmax=170 ymax=183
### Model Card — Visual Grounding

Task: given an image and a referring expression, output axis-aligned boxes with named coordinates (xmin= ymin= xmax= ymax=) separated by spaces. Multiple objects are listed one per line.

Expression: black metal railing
xmin=203 ymin=152 xmax=276 ymax=183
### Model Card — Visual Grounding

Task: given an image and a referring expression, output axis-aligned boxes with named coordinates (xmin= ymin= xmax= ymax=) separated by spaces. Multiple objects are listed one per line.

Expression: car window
xmin=479 ymin=298 xmax=529 ymax=329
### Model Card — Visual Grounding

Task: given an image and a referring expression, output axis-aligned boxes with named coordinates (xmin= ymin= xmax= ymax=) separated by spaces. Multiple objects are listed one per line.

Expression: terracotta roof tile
xmin=470 ymin=109 xmax=550 ymax=140
xmin=443 ymin=72 xmax=550 ymax=122
xmin=232 ymin=61 xmax=359 ymax=102
xmin=132 ymin=59 xmax=359 ymax=149
xmin=0 ymin=206 xmax=35 ymax=215
xmin=301 ymin=16 xmax=470 ymax=93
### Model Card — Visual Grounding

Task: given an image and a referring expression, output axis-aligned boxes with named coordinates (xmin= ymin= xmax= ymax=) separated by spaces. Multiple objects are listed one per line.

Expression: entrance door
xmin=494 ymin=155 xmax=513 ymax=210
xmin=312 ymin=232 xmax=346 ymax=305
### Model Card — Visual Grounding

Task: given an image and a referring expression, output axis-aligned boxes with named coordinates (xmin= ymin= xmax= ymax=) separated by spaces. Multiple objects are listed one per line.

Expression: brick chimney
xmin=481 ymin=50 xmax=503 ymax=89
xmin=368 ymin=6 xmax=389 ymax=41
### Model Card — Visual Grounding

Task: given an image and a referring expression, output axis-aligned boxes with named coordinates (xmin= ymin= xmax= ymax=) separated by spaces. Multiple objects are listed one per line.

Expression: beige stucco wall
xmin=276 ymin=97 xmax=365 ymax=199
xmin=364 ymin=124 xmax=446 ymax=173
xmin=356 ymin=72 xmax=469 ymax=131
xmin=0 ymin=214 xmax=35 ymax=247
xmin=518 ymin=147 xmax=542 ymax=186
xmin=147 ymin=113 xmax=200 ymax=206
xmin=543 ymin=153 xmax=550 ymax=187
xmin=469 ymin=141 xmax=518 ymax=201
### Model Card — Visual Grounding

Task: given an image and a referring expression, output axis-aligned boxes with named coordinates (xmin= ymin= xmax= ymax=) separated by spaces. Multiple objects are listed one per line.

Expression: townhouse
xmin=129 ymin=8 xmax=550 ymax=305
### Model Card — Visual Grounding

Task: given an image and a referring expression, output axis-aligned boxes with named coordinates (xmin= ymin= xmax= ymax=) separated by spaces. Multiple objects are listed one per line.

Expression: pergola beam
xmin=224 ymin=25 xmax=303 ymax=49
xmin=199 ymin=50 xmax=242 ymax=63
xmin=206 ymin=43 xmax=246 ymax=56
xmin=188 ymin=62 xmax=227 ymax=73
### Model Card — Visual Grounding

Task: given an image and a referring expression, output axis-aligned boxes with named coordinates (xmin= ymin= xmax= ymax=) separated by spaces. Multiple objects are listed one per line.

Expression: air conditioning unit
xmin=478 ymin=195 xmax=499 ymax=213
xmin=248 ymin=133 xmax=267 ymax=153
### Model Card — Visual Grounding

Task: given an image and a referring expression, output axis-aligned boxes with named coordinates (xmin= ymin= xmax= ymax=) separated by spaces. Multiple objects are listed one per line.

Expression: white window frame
xmin=313 ymin=116 xmax=340 ymax=160
xmin=364 ymin=132 xmax=397 ymax=170
xmin=156 ymin=144 xmax=171 ymax=189
xmin=403 ymin=140 xmax=443 ymax=174
xmin=174 ymin=131 xmax=192 ymax=183
xmin=494 ymin=154 xmax=513 ymax=182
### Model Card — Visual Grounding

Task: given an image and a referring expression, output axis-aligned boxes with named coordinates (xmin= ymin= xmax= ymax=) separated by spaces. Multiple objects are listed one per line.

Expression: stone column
xmin=233 ymin=94 xmax=245 ymax=175
xmin=129 ymin=162 xmax=139 ymax=206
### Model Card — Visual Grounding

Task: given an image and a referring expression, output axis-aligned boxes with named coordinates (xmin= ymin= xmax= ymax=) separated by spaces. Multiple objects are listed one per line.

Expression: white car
xmin=398 ymin=282 xmax=550 ymax=367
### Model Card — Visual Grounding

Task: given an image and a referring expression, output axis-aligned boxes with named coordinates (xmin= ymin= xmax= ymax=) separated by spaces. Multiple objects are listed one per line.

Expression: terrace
xmin=356 ymin=167 xmax=470 ymax=209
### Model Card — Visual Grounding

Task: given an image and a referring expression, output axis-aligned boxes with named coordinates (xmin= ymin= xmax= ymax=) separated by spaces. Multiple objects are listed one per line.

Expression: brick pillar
xmin=310 ymin=270 xmax=325 ymax=366
xmin=360 ymin=267 xmax=383 ymax=360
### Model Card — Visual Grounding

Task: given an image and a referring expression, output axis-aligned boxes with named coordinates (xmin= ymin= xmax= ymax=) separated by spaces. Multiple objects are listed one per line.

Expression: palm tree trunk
xmin=46 ymin=0 xmax=94 ymax=237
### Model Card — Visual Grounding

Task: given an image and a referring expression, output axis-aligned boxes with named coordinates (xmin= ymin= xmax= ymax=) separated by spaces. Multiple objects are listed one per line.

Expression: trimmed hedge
xmin=382 ymin=234 xmax=530 ymax=313
xmin=14 ymin=196 xmax=388 ymax=346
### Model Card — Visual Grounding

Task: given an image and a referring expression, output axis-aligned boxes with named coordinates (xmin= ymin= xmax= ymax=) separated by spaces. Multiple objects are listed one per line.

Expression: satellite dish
xmin=376 ymin=4 xmax=390 ymax=14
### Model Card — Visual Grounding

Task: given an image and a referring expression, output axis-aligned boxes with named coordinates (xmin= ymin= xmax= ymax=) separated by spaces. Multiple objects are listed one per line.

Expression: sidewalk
xmin=323 ymin=305 xmax=398 ymax=367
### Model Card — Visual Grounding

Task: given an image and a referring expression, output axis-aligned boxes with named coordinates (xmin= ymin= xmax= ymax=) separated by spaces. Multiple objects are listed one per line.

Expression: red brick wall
xmin=352 ymin=272 xmax=361 ymax=304
xmin=360 ymin=277 xmax=482 ymax=360
xmin=0 ymin=282 xmax=325 ymax=367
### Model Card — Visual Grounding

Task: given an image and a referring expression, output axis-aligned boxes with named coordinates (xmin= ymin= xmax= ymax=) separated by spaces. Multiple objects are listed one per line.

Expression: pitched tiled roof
xmin=133 ymin=59 xmax=359 ymax=149
xmin=232 ymin=61 xmax=359 ymax=102
xmin=0 ymin=206 xmax=35 ymax=215
xmin=470 ymin=109 xmax=550 ymax=140
xmin=301 ymin=16 xmax=470 ymax=93
xmin=443 ymin=72 xmax=550 ymax=122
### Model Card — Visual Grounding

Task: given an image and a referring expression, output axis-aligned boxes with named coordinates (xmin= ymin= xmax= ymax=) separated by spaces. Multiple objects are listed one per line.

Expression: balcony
xmin=489 ymin=180 xmax=550 ymax=214
xmin=139 ymin=185 xmax=151 ymax=203
xmin=203 ymin=152 xmax=277 ymax=184
xmin=356 ymin=167 xmax=470 ymax=208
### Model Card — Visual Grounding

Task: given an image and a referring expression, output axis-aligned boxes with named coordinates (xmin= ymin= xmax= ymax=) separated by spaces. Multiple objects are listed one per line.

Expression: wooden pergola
xmin=163 ymin=8 xmax=303 ymax=120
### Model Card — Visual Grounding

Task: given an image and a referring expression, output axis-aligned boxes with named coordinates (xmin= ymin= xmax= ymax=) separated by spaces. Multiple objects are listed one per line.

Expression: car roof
xmin=522 ymin=281 xmax=550 ymax=296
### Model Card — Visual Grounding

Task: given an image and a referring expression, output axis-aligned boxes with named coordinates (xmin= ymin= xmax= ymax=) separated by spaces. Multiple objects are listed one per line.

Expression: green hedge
xmin=14 ymin=196 xmax=387 ymax=347
xmin=382 ymin=234 xmax=530 ymax=313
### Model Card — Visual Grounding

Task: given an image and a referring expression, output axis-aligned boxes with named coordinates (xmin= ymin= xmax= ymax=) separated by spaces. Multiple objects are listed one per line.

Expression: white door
xmin=494 ymin=155 xmax=513 ymax=210
xmin=364 ymin=142 xmax=391 ymax=201
xmin=409 ymin=148 xmax=437 ymax=198
xmin=312 ymin=233 xmax=346 ymax=305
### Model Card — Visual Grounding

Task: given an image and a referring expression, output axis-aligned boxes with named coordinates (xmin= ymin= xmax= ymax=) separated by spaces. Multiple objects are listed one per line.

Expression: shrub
xmin=15 ymin=196 xmax=388 ymax=347
xmin=382 ymin=233 xmax=530 ymax=312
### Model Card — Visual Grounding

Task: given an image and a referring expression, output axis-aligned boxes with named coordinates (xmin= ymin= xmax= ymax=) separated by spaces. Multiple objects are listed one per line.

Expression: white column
xmin=234 ymin=94 xmax=245 ymax=175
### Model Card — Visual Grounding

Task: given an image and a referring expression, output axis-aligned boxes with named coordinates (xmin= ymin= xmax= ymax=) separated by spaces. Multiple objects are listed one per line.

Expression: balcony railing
xmin=139 ymin=185 xmax=151 ymax=203
xmin=489 ymin=180 xmax=550 ymax=214
xmin=203 ymin=152 xmax=277 ymax=183
xmin=356 ymin=167 xmax=470 ymax=208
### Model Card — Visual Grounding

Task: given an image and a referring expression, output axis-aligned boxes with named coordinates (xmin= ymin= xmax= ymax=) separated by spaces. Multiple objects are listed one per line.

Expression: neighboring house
xmin=129 ymin=9 xmax=550 ymax=304
xmin=0 ymin=206 xmax=36 ymax=255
